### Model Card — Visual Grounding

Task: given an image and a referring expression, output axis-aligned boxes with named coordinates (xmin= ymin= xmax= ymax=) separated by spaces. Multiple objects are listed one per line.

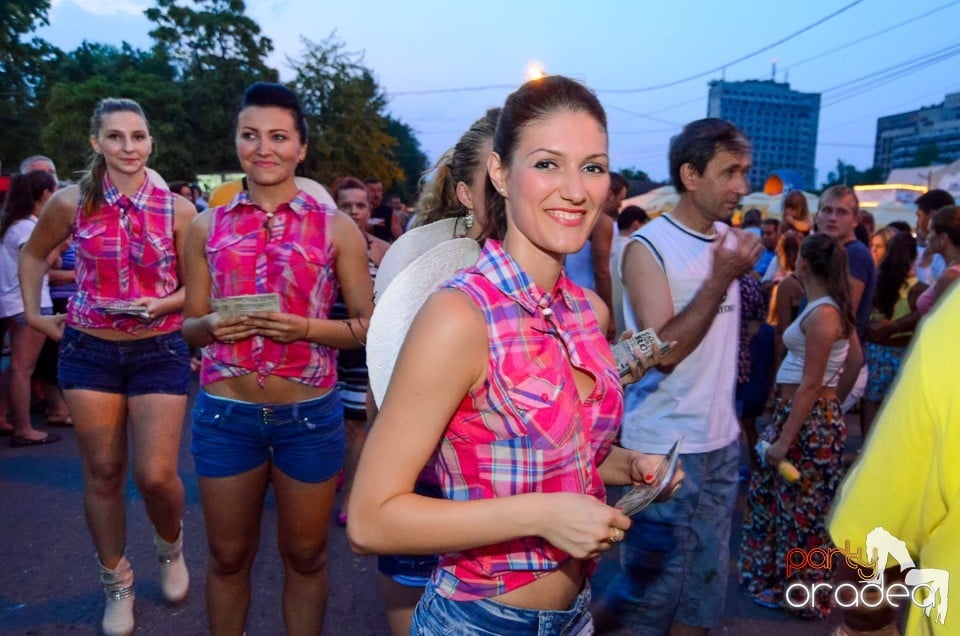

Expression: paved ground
xmin=1 ymin=385 xmax=856 ymax=635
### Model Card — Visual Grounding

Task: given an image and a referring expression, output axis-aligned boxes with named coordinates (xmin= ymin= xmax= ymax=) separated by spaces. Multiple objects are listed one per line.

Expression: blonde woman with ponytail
xmin=19 ymin=98 xmax=196 ymax=636
xmin=738 ymin=233 xmax=854 ymax=619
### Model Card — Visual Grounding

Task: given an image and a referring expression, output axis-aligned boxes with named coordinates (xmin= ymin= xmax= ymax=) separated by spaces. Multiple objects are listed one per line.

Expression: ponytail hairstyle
xmin=874 ymin=231 xmax=917 ymax=319
xmin=415 ymin=108 xmax=500 ymax=227
xmin=484 ymin=76 xmax=607 ymax=241
xmin=777 ymin=230 xmax=801 ymax=272
xmin=1 ymin=170 xmax=57 ymax=239
xmin=79 ymin=98 xmax=149 ymax=217
xmin=800 ymin=233 xmax=855 ymax=337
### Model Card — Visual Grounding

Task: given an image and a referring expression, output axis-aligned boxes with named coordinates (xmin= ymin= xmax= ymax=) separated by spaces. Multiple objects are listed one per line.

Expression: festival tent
xmin=866 ymin=202 xmax=916 ymax=229
xmin=621 ymin=185 xmax=678 ymax=216
xmin=738 ymin=191 xmax=819 ymax=220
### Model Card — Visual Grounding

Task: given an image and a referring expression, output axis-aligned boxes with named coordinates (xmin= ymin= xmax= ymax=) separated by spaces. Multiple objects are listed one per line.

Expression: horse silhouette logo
xmin=864 ymin=527 xmax=949 ymax=625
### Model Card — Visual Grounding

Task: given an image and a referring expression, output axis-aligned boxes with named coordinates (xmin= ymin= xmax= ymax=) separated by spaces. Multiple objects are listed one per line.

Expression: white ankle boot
xmin=98 ymin=556 xmax=134 ymax=636
xmin=153 ymin=522 xmax=189 ymax=603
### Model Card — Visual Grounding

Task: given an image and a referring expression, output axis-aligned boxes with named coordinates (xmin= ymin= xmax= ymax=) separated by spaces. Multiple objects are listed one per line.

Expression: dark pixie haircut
xmin=236 ymin=82 xmax=308 ymax=143
xmin=886 ymin=220 xmax=912 ymax=234
xmin=483 ymin=75 xmax=608 ymax=241
xmin=916 ymin=189 xmax=955 ymax=214
xmin=669 ymin=118 xmax=750 ymax=194
xmin=617 ymin=205 xmax=649 ymax=231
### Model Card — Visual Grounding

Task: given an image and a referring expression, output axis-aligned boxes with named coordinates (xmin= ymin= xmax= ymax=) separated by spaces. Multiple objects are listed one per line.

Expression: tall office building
xmin=707 ymin=80 xmax=820 ymax=191
xmin=874 ymin=92 xmax=960 ymax=178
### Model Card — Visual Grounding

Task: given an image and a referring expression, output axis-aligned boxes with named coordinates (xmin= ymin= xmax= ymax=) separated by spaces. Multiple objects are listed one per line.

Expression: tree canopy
xmin=2 ymin=0 xmax=422 ymax=198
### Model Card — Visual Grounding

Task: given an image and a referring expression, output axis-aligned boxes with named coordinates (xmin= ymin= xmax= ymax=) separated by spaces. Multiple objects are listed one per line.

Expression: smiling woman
xmin=181 ymin=82 xmax=374 ymax=635
xmin=348 ymin=75 xmax=681 ymax=635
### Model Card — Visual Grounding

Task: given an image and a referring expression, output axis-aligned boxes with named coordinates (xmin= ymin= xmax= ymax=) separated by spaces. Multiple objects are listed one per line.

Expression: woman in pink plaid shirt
xmin=349 ymin=76 xmax=681 ymax=635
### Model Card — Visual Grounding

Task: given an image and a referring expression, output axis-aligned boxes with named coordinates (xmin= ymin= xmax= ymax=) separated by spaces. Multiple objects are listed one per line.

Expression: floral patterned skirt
xmin=737 ymin=396 xmax=846 ymax=619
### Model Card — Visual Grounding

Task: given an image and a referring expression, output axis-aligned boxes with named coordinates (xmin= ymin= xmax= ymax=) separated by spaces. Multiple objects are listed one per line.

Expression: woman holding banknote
xmin=19 ymin=97 xmax=197 ymax=636
xmin=181 ymin=82 xmax=373 ymax=635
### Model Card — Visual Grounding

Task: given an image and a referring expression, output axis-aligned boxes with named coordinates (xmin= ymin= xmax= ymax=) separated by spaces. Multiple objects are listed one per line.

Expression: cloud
xmin=51 ymin=0 xmax=150 ymax=17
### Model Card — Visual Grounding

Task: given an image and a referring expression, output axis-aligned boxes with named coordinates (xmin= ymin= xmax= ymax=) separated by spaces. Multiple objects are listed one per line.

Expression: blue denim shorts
xmin=191 ymin=389 xmax=345 ymax=484
xmin=58 ymin=326 xmax=190 ymax=396
xmin=601 ymin=440 xmax=740 ymax=634
xmin=410 ymin=578 xmax=592 ymax=636
xmin=378 ymin=480 xmax=443 ymax=587
xmin=5 ymin=307 xmax=52 ymax=325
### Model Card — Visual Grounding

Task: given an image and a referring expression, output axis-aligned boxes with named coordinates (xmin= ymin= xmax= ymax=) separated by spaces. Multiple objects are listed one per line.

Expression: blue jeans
xmin=410 ymin=578 xmax=592 ymax=636
xmin=602 ymin=441 xmax=740 ymax=634
xmin=191 ymin=389 xmax=345 ymax=483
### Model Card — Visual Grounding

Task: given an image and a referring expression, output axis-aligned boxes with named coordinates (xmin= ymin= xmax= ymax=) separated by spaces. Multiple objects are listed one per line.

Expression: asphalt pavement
xmin=1 ymin=384 xmax=851 ymax=635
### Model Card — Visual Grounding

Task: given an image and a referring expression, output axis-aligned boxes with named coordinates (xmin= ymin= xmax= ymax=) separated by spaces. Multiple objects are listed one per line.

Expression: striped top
xmin=201 ymin=190 xmax=339 ymax=389
xmin=67 ymin=174 xmax=182 ymax=334
xmin=432 ymin=239 xmax=623 ymax=600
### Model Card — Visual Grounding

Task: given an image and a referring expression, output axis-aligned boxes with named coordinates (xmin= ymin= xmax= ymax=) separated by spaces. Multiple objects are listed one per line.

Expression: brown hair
xmin=79 ymin=98 xmax=148 ymax=217
xmin=800 ymin=233 xmax=855 ymax=337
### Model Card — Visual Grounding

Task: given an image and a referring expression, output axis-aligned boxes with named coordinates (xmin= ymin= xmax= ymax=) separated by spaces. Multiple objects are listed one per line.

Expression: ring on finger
xmin=609 ymin=527 xmax=624 ymax=543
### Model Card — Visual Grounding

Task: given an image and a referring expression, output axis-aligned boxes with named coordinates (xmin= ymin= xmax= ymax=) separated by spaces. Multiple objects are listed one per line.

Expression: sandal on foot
xmin=10 ymin=432 xmax=62 ymax=447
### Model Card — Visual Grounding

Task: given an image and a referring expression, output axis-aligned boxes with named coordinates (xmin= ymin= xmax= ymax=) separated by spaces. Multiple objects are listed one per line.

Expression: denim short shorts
xmin=191 ymin=389 xmax=345 ymax=484
xmin=4 ymin=307 xmax=52 ymax=326
xmin=58 ymin=326 xmax=190 ymax=396
xmin=410 ymin=577 xmax=592 ymax=636
xmin=377 ymin=480 xmax=442 ymax=587
xmin=601 ymin=440 xmax=740 ymax=634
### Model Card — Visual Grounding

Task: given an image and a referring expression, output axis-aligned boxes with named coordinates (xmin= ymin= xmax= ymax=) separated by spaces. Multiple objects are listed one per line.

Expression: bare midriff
xmin=490 ymin=558 xmax=588 ymax=611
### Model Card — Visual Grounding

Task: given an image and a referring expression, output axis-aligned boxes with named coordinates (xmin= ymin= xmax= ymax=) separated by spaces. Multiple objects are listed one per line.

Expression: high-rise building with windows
xmin=874 ymin=92 xmax=960 ymax=178
xmin=707 ymin=80 xmax=820 ymax=191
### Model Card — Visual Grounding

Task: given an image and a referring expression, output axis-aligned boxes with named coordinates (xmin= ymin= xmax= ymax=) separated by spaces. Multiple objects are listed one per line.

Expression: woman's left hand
xmin=132 ymin=297 xmax=165 ymax=321
xmin=764 ymin=439 xmax=789 ymax=466
xmin=245 ymin=311 xmax=309 ymax=343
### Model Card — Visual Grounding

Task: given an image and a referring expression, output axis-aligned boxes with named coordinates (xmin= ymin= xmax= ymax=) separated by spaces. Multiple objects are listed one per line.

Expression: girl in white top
xmin=738 ymin=233 xmax=855 ymax=618
xmin=0 ymin=170 xmax=58 ymax=446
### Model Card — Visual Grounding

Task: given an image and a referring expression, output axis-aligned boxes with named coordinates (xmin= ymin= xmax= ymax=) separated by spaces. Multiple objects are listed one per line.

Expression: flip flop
xmin=10 ymin=432 xmax=62 ymax=447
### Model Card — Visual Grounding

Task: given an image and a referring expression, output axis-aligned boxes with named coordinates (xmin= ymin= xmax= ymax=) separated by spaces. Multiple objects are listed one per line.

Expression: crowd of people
xmin=1 ymin=73 xmax=956 ymax=636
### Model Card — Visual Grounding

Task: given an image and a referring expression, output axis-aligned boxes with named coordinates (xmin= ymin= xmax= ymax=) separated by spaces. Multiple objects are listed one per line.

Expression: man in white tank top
xmin=596 ymin=119 xmax=762 ymax=636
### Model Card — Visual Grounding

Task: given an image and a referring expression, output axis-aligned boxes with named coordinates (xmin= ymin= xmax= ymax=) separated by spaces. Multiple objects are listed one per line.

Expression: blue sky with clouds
xmin=38 ymin=0 xmax=960 ymax=186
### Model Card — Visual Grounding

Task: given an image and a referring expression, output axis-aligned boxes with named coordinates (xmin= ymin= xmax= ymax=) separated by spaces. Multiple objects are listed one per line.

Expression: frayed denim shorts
xmin=410 ymin=578 xmax=592 ymax=635
xmin=58 ymin=326 xmax=190 ymax=396
xmin=191 ymin=389 xmax=344 ymax=484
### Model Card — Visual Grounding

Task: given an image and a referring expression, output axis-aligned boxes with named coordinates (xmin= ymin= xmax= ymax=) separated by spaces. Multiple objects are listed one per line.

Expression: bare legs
xmin=6 ymin=319 xmax=51 ymax=440
xmin=66 ymin=389 xmax=188 ymax=565
xmin=200 ymin=465 xmax=338 ymax=636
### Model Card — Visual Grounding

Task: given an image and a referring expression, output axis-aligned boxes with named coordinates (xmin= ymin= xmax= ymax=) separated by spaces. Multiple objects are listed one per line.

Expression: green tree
xmin=822 ymin=160 xmax=884 ymax=189
xmin=619 ymin=167 xmax=652 ymax=182
xmin=385 ymin=116 xmax=428 ymax=203
xmin=289 ymin=34 xmax=402 ymax=187
xmin=145 ymin=0 xmax=278 ymax=173
xmin=912 ymin=143 xmax=940 ymax=168
xmin=0 ymin=0 xmax=59 ymax=170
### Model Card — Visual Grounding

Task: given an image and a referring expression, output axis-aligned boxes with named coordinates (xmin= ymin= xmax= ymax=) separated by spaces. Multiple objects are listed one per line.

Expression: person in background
xmin=767 ymin=231 xmax=804 ymax=367
xmin=755 ymin=218 xmax=779 ymax=278
xmin=190 ymin=183 xmax=208 ymax=211
xmin=741 ymin=207 xmax=762 ymax=235
xmin=914 ymin=189 xmax=955 ymax=286
xmin=739 ymin=234 xmax=854 ymax=618
xmin=182 ymin=82 xmax=373 ymax=636
xmin=0 ymin=170 xmax=61 ymax=446
xmin=20 ymin=97 xmax=196 ymax=636
xmin=862 ymin=232 xmax=925 ymax=440
xmin=857 ymin=209 xmax=875 ymax=241
xmin=780 ymin=189 xmax=812 ymax=235
xmin=917 ymin=204 xmax=960 ymax=317
xmin=603 ymin=118 xmax=761 ymax=635
xmin=364 ymin=177 xmax=395 ymax=242
xmin=386 ymin=194 xmax=407 ymax=239
xmin=349 ymin=75 xmax=680 ymax=635
xmin=611 ymin=204 xmax=648 ymax=338
xmin=327 ymin=176 xmax=387 ymax=528
xmin=868 ymin=226 xmax=896 ymax=267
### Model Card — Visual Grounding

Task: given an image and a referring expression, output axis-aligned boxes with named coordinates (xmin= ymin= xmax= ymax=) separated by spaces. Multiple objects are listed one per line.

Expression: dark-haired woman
xmin=739 ymin=233 xmax=853 ymax=619
xmin=349 ymin=76 xmax=679 ymax=634
xmin=182 ymin=82 xmax=373 ymax=635
xmin=20 ymin=98 xmax=196 ymax=636
xmin=0 ymin=170 xmax=60 ymax=446
xmin=862 ymin=232 xmax=926 ymax=438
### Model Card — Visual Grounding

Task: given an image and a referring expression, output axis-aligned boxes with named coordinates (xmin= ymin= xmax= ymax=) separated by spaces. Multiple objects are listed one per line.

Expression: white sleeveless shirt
xmin=619 ymin=215 xmax=741 ymax=454
xmin=776 ymin=296 xmax=850 ymax=387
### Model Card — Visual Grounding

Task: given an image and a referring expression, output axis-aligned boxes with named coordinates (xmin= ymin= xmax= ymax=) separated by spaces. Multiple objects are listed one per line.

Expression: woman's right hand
xmin=205 ymin=312 xmax=258 ymax=344
xmin=538 ymin=493 xmax=631 ymax=559
xmin=28 ymin=313 xmax=66 ymax=341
